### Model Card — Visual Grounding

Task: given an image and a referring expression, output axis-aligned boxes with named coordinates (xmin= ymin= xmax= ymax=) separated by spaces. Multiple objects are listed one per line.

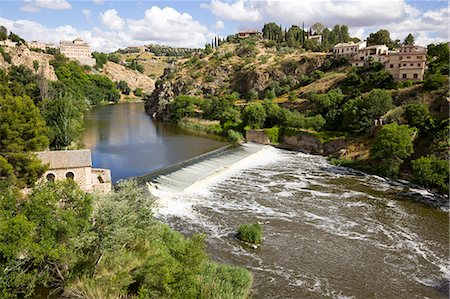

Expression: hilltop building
xmin=36 ymin=149 xmax=112 ymax=193
xmin=59 ymin=38 xmax=95 ymax=66
xmin=333 ymin=42 xmax=427 ymax=81
xmin=333 ymin=41 xmax=367 ymax=58
xmin=237 ymin=30 xmax=262 ymax=39
xmin=306 ymin=35 xmax=322 ymax=44
xmin=384 ymin=45 xmax=427 ymax=81
xmin=350 ymin=44 xmax=389 ymax=67
xmin=29 ymin=41 xmax=57 ymax=51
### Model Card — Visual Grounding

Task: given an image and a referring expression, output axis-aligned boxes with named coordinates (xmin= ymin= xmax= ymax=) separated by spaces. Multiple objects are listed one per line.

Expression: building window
xmin=417 ymin=56 xmax=422 ymax=59
xmin=407 ymin=56 xmax=411 ymax=59
xmin=46 ymin=173 xmax=55 ymax=182
xmin=414 ymin=74 xmax=418 ymax=79
xmin=400 ymin=56 xmax=403 ymax=59
xmin=390 ymin=64 xmax=393 ymax=68
xmin=410 ymin=63 xmax=413 ymax=66
xmin=403 ymin=63 xmax=407 ymax=66
xmin=402 ymin=74 xmax=407 ymax=79
xmin=66 ymin=172 xmax=75 ymax=180
xmin=417 ymin=63 xmax=421 ymax=67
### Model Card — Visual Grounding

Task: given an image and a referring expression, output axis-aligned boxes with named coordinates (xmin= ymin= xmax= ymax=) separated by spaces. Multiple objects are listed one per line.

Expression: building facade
xmin=351 ymin=45 xmax=389 ymax=67
xmin=307 ymin=35 xmax=322 ymax=44
xmin=385 ymin=45 xmax=427 ymax=81
xmin=333 ymin=41 xmax=367 ymax=58
xmin=36 ymin=149 xmax=112 ymax=193
xmin=59 ymin=38 xmax=96 ymax=66
xmin=29 ymin=41 xmax=57 ymax=51
xmin=237 ymin=30 xmax=262 ymax=38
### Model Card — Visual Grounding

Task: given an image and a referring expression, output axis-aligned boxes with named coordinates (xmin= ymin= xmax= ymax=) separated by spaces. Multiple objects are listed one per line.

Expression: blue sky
xmin=0 ymin=0 xmax=448 ymax=52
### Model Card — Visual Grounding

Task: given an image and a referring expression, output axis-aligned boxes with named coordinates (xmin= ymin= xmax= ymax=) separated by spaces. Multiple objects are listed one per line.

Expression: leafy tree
xmin=8 ymin=32 xmax=25 ymax=45
xmin=403 ymin=33 xmax=415 ymax=45
xmin=116 ymin=80 xmax=131 ymax=95
xmin=311 ymin=22 xmax=326 ymax=35
xmin=366 ymin=29 xmax=399 ymax=49
xmin=204 ymin=44 xmax=213 ymax=54
xmin=370 ymin=123 xmax=415 ymax=177
xmin=427 ymin=43 xmax=449 ymax=75
xmin=263 ymin=100 xmax=283 ymax=127
xmin=92 ymin=51 xmax=108 ymax=69
xmin=412 ymin=155 xmax=449 ymax=193
xmin=134 ymin=87 xmax=142 ymax=96
xmin=107 ymin=53 xmax=121 ymax=63
xmin=242 ymin=103 xmax=266 ymax=129
xmin=0 ymin=95 xmax=48 ymax=153
xmin=286 ymin=25 xmax=303 ymax=47
xmin=220 ymin=107 xmax=242 ymax=131
xmin=424 ymin=73 xmax=447 ymax=90
xmin=262 ymin=23 xmax=283 ymax=41
xmin=404 ymin=103 xmax=434 ymax=134
xmin=40 ymin=92 xmax=84 ymax=149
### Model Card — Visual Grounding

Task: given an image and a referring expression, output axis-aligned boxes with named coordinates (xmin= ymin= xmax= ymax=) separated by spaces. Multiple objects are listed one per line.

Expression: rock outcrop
xmin=102 ymin=61 xmax=155 ymax=94
xmin=1 ymin=45 xmax=58 ymax=81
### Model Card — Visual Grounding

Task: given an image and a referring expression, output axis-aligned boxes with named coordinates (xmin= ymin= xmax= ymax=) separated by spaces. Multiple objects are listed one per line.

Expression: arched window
xmin=66 ymin=172 xmax=75 ymax=180
xmin=46 ymin=173 xmax=55 ymax=182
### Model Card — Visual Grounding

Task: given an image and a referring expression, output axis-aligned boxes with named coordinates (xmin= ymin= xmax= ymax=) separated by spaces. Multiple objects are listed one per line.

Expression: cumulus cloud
xmin=99 ymin=9 xmax=125 ymax=31
xmin=202 ymin=0 xmax=448 ymax=46
xmin=126 ymin=6 xmax=212 ymax=48
xmin=201 ymin=0 xmax=261 ymax=22
xmin=20 ymin=0 xmax=72 ymax=12
xmin=0 ymin=5 xmax=214 ymax=52
xmin=92 ymin=0 xmax=104 ymax=4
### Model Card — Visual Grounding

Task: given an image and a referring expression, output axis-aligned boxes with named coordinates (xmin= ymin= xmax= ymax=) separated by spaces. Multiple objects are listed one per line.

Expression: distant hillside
xmin=146 ymin=40 xmax=333 ymax=120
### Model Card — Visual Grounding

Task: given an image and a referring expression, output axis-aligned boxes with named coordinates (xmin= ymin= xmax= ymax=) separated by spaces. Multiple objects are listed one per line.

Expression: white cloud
xmin=82 ymin=9 xmax=91 ymax=19
xmin=214 ymin=20 xmax=224 ymax=30
xmin=202 ymin=0 xmax=448 ymax=46
xmin=0 ymin=6 xmax=214 ymax=52
xmin=20 ymin=0 xmax=72 ymax=12
xmin=92 ymin=0 xmax=104 ymax=4
xmin=99 ymin=9 xmax=125 ymax=31
xmin=126 ymin=6 xmax=212 ymax=48
xmin=201 ymin=0 xmax=261 ymax=22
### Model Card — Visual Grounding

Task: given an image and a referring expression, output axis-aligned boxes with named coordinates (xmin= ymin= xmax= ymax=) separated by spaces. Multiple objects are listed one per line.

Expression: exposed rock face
xmin=145 ymin=68 xmax=186 ymax=120
xmin=102 ymin=61 xmax=155 ymax=94
xmin=1 ymin=45 xmax=58 ymax=81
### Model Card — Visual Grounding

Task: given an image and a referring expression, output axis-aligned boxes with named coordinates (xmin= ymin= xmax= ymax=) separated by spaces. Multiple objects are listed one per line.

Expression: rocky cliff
xmin=102 ymin=61 xmax=155 ymax=94
xmin=145 ymin=42 xmax=330 ymax=119
xmin=0 ymin=45 xmax=58 ymax=81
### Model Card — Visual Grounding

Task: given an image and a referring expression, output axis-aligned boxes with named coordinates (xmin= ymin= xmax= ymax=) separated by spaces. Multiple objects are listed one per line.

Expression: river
xmin=84 ymin=103 xmax=449 ymax=299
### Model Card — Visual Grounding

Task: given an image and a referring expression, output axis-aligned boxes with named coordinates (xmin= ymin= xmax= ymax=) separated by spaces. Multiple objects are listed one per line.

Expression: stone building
xmin=237 ymin=30 xmax=262 ymax=38
xmin=385 ymin=45 xmax=427 ymax=81
xmin=307 ymin=35 xmax=322 ymax=44
xmin=333 ymin=41 xmax=367 ymax=58
xmin=36 ymin=149 xmax=112 ymax=193
xmin=29 ymin=41 xmax=57 ymax=51
xmin=59 ymin=38 xmax=95 ymax=66
xmin=351 ymin=44 xmax=389 ymax=67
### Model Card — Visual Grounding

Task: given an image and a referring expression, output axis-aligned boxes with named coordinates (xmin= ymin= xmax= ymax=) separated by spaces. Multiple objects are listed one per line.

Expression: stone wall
xmin=41 ymin=166 xmax=92 ymax=191
xmin=246 ymin=130 xmax=270 ymax=145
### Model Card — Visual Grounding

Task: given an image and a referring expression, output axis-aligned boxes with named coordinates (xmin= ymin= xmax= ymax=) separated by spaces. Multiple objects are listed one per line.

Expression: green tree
xmin=242 ymin=103 xmax=267 ymax=129
xmin=262 ymin=23 xmax=282 ymax=41
xmin=92 ymin=51 xmax=108 ymax=69
xmin=403 ymin=33 xmax=415 ymax=45
xmin=412 ymin=155 xmax=449 ymax=193
xmin=427 ymin=43 xmax=449 ymax=75
xmin=370 ymin=123 xmax=415 ymax=177
xmin=404 ymin=103 xmax=434 ymax=134
xmin=366 ymin=29 xmax=399 ymax=49
xmin=220 ymin=107 xmax=242 ymax=131
xmin=41 ymin=92 xmax=84 ymax=149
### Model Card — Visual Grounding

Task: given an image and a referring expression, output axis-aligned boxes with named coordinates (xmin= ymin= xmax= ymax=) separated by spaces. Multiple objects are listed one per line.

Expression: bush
xmin=227 ymin=129 xmax=243 ymax=143
xmin=242 ymin=103 xmax=266 ymax=129
xmin=370 ymin=123 xmax=415 ymax=177
xmin=404 ymin=103 xmax=434 ymax=134
xmin=412 ymin=155 xmax=449 ymax=193
xmin=288 ymin=91 xmax=297 ymax=102
xmin=237 ymin=223 xmax=264 ymax=244
xmin=134 ymin=87 xmax=142 ymax=96
xmin=0 ymin=46 xmax=11 ymax=64
xmin=264 ymin=127 xmax=280 ymax=143
xmin=424 ymin=73 xmax=447 ymax=90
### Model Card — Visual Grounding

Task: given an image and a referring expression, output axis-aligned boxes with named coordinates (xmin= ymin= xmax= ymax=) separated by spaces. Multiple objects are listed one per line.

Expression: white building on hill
xmin=59 ymin=38 xmax=95 ymax=66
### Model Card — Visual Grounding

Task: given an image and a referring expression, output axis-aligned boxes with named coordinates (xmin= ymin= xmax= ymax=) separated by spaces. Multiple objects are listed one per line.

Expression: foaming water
xmin=149 ymin=146 xmax=449 ymax=298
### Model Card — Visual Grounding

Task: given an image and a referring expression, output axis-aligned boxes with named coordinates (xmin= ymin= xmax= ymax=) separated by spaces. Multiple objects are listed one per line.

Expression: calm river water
xmin=85 ymin=102 xmax=449 ymax=299
xmin=83 ymin=102 xmax=227 ymax=182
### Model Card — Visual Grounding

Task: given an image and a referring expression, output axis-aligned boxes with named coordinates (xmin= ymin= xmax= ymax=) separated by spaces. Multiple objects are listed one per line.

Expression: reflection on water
xmin=82 ymin=103 xmax=227 ymax=182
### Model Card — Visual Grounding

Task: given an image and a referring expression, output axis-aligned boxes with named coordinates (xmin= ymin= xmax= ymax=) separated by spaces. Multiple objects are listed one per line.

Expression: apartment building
xmin=351 ymin=45 xmax=389 ymax=67
xmin=333 ymin=41 xmax=367 ymax=58
xmin=385 ymin=45 xmax=427 ymax=81
xmin=59 ymin=38 xmax=95 ymax=66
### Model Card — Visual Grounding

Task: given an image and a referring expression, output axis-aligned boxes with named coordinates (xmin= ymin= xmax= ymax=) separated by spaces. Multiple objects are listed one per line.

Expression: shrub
xmin=288 ymin=91 xmax=297 ymax=102
xmin=412 ymin=155 xmax=449 ymax=193
xmin=227 ymin=129 xmax=243 ymax=143
xmin=242 ymin=103 xmax=266 ymax=129
xmin=134 ymin=87 xmax=142 ymax=96
xmin=424 ymin=73 xmax=447 ymax=90
xmin=237 ymin=223 xmax=264 ymax=244
xmin=32 ymin=60 xmax=39 ymax=72
xmin=264 ymin=127 xmax=280 ymax=143
xmin=370 ymin=123 xmax=415 ymax=177
xmin=0 ymin=46 xmax=11 ymax=64
xmin=404 ymin=103 xmax=434 ymax=134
